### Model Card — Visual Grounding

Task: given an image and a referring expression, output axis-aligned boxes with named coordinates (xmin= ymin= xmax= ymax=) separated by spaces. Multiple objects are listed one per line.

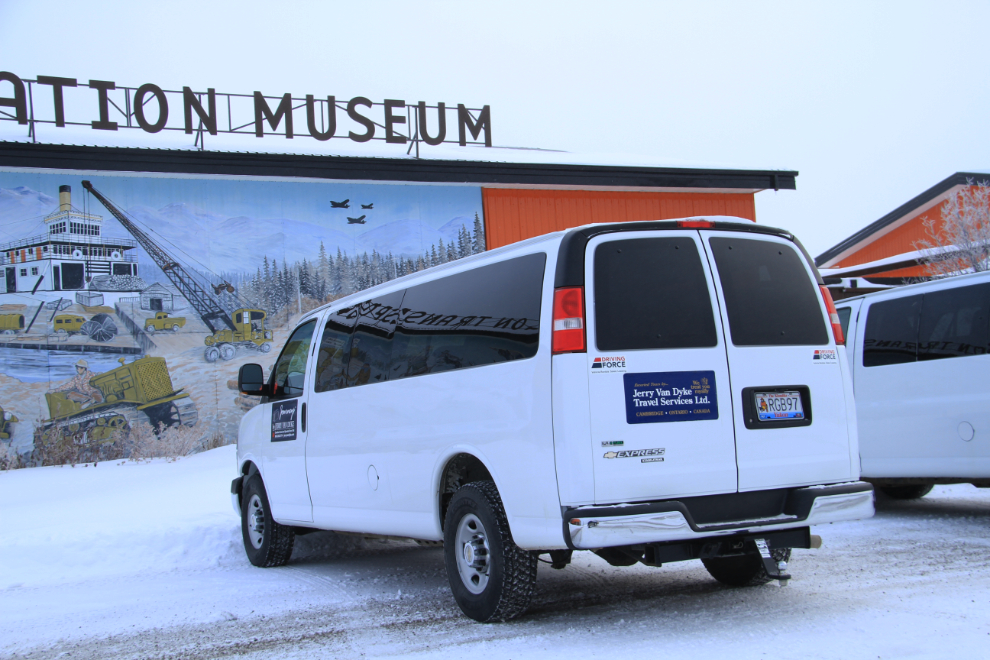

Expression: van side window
xmin=339 ymin=291 xmax=405 ymax=389
xmin=836 ymin=307 xmax=852 ymax=340
xmin=863 ymin=295 xmax=922 ymax=367
xmin=709 ymin=237 xmax=829 ymax=346
xmin=594 ymin=238 xmax=717 ymax=350
xmin=391 ymin=253 xmax=545 ymax=379
xmin=270 ymin=320 xmax=317 ymax=399
xmin=314 ymin=308 xmax=358 ymax=393
xmin=918 ymin=282 xmax=990 ymax=361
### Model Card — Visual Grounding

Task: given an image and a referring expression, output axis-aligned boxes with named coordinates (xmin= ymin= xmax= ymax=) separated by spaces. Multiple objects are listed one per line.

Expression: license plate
xmin=754 ymin=391 xmax=804 ymax=421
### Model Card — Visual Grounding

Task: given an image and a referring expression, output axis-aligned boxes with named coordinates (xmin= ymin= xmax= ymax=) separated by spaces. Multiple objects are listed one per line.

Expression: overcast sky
xmin=1 ymin=0 xmax=988 ymax=258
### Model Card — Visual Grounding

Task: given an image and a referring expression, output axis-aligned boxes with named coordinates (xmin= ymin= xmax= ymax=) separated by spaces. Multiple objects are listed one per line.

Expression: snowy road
xmin=2 ymin=448 xmax=988 ymax=659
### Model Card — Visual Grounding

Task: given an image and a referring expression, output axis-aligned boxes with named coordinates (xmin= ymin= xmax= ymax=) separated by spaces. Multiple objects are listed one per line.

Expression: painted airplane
xmin=361 ymin=203 xmax=374 ymax=209
xmin=347 ymin=215 xmax=367 ymax=224
xmin=330 ymin=199 xmax=350 ymax=208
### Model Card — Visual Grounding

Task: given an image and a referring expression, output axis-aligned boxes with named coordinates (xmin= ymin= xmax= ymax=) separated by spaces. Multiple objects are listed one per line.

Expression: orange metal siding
xmin=482 ymin=189 xmax=757 ymax=249
xmin=834 ymin=195 xmax=961 ymax=278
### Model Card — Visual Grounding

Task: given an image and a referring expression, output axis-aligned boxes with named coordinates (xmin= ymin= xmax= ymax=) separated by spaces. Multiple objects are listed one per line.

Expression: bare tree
xmin=914 ymin=179 xmax=990 ymax=279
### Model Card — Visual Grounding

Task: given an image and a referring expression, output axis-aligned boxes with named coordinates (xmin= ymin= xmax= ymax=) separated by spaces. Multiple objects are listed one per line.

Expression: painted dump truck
xmin=145 ymin=312 xmax=186 ymax=333
xmin=0 ymin=313 xmax=25 ymax=335
xmin=41 ymin=355 xmax=198 ymax=445
xmin=0 ymin=406 xmax=18 ymax=440
xmin=204 ymin=308 xmax=272 ymax=362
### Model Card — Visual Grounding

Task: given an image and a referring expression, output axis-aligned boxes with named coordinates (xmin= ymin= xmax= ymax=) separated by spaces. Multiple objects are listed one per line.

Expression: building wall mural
xmin=0 ymin=171 xmax=486 ymax=460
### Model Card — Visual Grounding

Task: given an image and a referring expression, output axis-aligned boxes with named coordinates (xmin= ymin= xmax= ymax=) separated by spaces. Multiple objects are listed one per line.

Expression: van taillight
xmin=677 ymin=220 xmax=714 ymax=228
xmin=819 ymin=285 xmax=845 ymax=345
xmin=552 ymin=286 xmax=586 ymax=354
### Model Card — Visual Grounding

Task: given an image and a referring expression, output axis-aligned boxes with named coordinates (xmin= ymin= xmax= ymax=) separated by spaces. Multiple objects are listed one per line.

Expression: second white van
xmin=836 ymin=271 xmax=990 ymax=499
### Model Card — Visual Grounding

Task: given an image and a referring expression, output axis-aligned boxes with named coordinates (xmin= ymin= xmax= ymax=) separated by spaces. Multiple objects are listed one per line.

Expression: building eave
xmin=815 ymin=172 xmax=989 ymax=267
xmin=0 ymin=142 xmax=798 ymax=192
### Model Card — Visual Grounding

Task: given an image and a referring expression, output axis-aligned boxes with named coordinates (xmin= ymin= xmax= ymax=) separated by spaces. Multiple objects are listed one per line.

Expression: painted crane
xmin=80 ymin=181 xmax=273 ymax=362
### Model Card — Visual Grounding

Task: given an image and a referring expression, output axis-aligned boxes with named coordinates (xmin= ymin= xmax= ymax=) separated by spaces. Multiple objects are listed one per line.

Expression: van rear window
xmin=594 ymin=238 xmax=718 ymax=351
xmin=709 ymin=237 xmax=828 ymax=346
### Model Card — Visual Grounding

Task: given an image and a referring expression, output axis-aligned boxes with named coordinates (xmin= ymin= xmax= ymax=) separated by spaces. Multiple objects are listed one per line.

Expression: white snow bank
xmin=0 ymin=446 xmax=241 ymax=588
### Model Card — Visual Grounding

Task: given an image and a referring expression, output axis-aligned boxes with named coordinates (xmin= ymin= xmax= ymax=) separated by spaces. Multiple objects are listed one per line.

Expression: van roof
xmin=835 ymin=269 xmax=990 ymax=305
xmin=296 ymin=217 xmax=813 ymax=325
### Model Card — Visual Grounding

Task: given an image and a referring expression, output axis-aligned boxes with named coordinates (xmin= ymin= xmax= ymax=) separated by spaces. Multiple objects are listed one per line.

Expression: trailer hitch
xmin=754 ymin=538 xmax=791 ymax=586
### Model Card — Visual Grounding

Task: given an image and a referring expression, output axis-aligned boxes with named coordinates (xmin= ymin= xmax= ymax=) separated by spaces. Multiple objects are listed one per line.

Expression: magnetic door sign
xmin=271 ymin=400 xmax=298 ymax=442
xmin=622 ymin=371 xmax=718 ymax=424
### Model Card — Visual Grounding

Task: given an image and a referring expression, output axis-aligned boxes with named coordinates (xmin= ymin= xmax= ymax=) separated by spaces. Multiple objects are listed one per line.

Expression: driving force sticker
xmin=623 ymin=371 xmax=718 ymax=424
xmin=271 ymin=400 xmax=298 ymax=442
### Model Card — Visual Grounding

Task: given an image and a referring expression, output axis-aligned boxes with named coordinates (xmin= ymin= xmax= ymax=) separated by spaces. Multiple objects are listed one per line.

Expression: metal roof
xmin=0 ymin=142 xmax=797 ymax=192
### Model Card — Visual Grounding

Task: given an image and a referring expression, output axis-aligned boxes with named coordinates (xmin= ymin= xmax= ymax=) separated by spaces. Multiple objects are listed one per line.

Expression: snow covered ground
xmin=1 ymin=447 xmax=988 ymax=659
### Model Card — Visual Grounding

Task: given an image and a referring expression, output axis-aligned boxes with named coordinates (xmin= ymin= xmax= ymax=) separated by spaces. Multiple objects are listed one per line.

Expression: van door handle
xmin=301 ymin=402 xmax=307 ymax=433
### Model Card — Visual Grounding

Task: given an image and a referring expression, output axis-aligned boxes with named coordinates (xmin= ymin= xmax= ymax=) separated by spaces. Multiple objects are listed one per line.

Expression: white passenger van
xmin=233 ymin=218 xmax=874 ymax=622
xmin=836 ymin=271 xmax=990 ymax=499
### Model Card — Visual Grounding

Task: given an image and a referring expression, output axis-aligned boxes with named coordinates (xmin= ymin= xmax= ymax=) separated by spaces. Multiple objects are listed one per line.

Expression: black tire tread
xmin=879 ymin=484 xmax=934 ymax=500
xmin=447 ymin=481 xmax=537 ymax=622
xmin=242 ymin=476 xmax=295 ymax=568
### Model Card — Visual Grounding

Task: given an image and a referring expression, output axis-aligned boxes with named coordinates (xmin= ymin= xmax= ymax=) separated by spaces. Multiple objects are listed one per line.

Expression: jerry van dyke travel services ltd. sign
xmin=0 ymin=71 xmax=492 ymax=147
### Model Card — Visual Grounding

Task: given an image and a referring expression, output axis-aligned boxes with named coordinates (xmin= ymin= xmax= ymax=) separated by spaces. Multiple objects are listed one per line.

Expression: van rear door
xmin=585 ymin=232 xmax=738 ymax=503
xmin=702 ymin=231 xmax=854 ymax=491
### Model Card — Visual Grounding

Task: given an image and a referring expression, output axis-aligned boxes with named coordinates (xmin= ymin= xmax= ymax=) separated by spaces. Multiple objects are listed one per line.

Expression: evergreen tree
xmin=317 ymin=242 xmax=330 ymax=301
xmin=262 ymin=256 xmax=272 ymax=311
xmin=458 ymin=225 xmax=470 ymax=258
xmin=472 ymin=212 xmax=485 ymax=253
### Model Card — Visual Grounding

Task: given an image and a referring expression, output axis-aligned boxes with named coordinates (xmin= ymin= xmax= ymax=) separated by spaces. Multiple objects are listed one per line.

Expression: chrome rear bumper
xmin=564 ymin=481 xmax=874 ymax=550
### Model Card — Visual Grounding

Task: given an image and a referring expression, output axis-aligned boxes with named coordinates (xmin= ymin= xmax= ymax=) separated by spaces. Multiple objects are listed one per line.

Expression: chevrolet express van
xmin=233 ymin=218 xmax=874 ymax=622
xmin=836 ymin=271 xmax=990 ymax=499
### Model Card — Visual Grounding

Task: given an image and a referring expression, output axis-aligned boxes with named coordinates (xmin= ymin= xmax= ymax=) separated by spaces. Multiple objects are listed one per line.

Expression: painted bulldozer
xmin=40 ymin=356 xmax=198 ymax=445
xmin=204 ymin=308 xmax=273 ymax=362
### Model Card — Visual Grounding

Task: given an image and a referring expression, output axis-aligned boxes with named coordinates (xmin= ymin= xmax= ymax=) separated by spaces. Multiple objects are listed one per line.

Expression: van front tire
xmin=443 ymin=481 xmax=537 ymax=622
xmin=241 ymin=476 xmax=295 ymax=567
xmin=702 ymin=547 xmax=790 ymax=587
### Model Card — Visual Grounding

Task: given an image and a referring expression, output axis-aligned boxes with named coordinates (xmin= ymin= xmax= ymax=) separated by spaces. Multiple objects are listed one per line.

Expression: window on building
xmin=19 ymin=269 xmax=26 ymax=277
xmin=31 ymin=267 xmax=38 ymax=276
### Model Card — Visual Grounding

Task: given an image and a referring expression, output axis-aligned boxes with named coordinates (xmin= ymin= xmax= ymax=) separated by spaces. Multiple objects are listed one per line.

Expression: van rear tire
xmin=702 ymin=547 xmax=790 ymax=587
xmin=443 ymin=481 xmax=537 ymax=622
xmin=241 ymin=476 xmax=295 ymax=567
xmin=879 ymin=484 xmax=933 ymax=500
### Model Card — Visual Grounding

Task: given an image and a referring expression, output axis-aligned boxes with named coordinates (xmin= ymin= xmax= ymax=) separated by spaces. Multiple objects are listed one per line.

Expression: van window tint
xmin=270 ymin=320 xmax=317 ymax=399
xmin=314 ymin=308 xmax=357 ymax=393
xmin=863 ymin=295 xmax=922 ymax=367
xmin=594 ymin=238 xmax=717 ymax=350
xmin=918 ymin=282 xmax=990 ymax=361
xmin=709 ymin=237 xmax=828 ymax=346
xmin=837 ymin=307 xmax=852 ymax=340
xmin=391 ymin=253 xmax=545 ymax=379
xmin=340 ymin=292 xmax=404 ymax=389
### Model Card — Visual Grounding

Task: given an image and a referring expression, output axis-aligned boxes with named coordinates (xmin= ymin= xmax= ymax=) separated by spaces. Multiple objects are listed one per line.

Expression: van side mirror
xmin=238 ymin=363 xmax=269 ymax=396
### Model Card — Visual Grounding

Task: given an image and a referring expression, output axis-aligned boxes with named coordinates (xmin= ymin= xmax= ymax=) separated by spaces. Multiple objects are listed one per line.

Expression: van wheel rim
xmin=247 ymin=494 xmax=265 ymax=549
xmin=454 ymin=513 xmax=491 ymax=594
